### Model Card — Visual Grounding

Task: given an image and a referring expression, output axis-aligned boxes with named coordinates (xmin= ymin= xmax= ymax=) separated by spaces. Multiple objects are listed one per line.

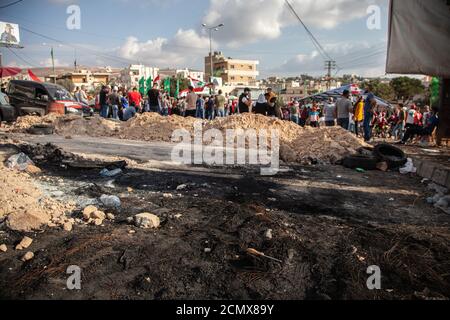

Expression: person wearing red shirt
xmin=128 ymin=87 xmax=142 ymax=109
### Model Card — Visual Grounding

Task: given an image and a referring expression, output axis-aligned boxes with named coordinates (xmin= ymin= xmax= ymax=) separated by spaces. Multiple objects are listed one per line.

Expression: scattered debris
xmin=376 ymin=162 xmax=389 ymax=172
xmin=63 ymin=222 xmax=73 ymax=232
xmin=25 ymin=164 xmax=42 ymax=174
xmin=246 ymin=248 xmax=282 ymax=263
xmin=107 ymin=213 xmax=115 ymax=220
xmin=0 ymin=244 xmax=7 ymax=253
xmin=400 ymin=158 xmax=417 ymax=174
xmin=21 ymin=251 xmax=34 ymax=262
xmin=176 ymin=184 xmax=187 ymax=191
xmin=204 ymin=248 xmax=212 ymax=253
xmin=100 ymin=168 xmax=123 ymax=178
xmin=99 ymin=195 xmax=121 ymax=208
xmin=6 ymin=153 xmax=34 ymax=171
xmin=15 ymin=236 xmax=33 ymax=250
xmin=134 ymin=213 xmax=160 ymax=229
xmin=264 ymin=229 xmax=273 ymax=240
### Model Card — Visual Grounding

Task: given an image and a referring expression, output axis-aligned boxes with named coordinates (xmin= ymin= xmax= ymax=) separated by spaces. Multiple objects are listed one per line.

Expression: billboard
xmin=0 ymin=21 xmax=20 ymax=46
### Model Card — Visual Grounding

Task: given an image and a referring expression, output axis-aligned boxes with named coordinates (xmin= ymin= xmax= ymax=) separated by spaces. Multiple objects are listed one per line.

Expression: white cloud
xmin=203 ymin=0 xmax=384 ymax=47
xmin=117 ymin=29 xmax=211 ymax=67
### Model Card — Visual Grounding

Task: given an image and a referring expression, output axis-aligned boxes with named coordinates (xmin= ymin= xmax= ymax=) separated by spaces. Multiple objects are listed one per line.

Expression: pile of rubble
xmin=8 ymin=113 xmax=369 ymax=164
xmin=0 ymin=154 xmax=75 ymax=232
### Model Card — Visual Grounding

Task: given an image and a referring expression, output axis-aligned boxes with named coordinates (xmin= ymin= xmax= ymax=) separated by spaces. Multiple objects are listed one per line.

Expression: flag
xmin=189 ymin=76 xmax=204 ymax=88
xmin=138 ymin=77 xmax=146 ymax=95
xmin=28 ymin=69 xmax=42 ymax=82
xmin=175 ymin=79 xmax=180 ymax=98
xmin=163 ymin=78 xmax=171 ymax=95
xmin=153 ymin=75 xmax=160 ymax=85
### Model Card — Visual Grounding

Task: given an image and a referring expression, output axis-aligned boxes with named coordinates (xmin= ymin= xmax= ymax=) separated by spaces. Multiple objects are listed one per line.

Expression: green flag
xmin=139 ymin=77 xmax=146 ymax=95
xmin=175 ymin=79 xmax=180 ymax=98
xmin=164 ymin=78 xmax=171 ymax=95
xmin=430 ymin=77 xmax=440 ymax=106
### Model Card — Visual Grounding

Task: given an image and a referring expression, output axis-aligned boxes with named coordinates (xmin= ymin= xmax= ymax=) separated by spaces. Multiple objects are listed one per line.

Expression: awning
xmin=386 ymin=0 xmax=450 ymax=77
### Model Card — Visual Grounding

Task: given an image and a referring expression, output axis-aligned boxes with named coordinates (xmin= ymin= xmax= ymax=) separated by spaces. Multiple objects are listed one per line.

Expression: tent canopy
xmin=299 ymin=84 xmax=391 ymax=108
xmin=386 ymin=0 xmax=450 ymax=77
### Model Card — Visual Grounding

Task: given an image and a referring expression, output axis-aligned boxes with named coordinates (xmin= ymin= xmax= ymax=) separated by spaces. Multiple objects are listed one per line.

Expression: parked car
xmin=0 ymin=91 xmax=15 ymax=122
xmin=7 ymin=80 xmax=84 ymax=118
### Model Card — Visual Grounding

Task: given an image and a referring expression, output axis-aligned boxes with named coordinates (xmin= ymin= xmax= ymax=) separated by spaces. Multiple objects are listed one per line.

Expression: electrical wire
xmin=0 ymin=0 xmax=23 ymax=9
xmin=6 ymin=46 xmax=39 ymax=67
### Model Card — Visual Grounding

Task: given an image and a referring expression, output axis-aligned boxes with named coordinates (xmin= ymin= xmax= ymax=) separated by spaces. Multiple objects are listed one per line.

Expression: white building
xmin=120 ymin=65 xmax=159 ymax=89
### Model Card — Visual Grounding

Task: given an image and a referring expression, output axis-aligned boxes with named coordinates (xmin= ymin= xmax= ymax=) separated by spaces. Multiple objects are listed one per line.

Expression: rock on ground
xmin=134 ymin=213 xmax=160 ymax=229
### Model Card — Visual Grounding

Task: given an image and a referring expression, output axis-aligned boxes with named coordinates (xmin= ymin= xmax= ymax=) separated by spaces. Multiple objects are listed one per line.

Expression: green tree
xmin=390 ymin=77 xmax=424 ymax=100
xmin=56 ymin=79 xmax=75 ymax=92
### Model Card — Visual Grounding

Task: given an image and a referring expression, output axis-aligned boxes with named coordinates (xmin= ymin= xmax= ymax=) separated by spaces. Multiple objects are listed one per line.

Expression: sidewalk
xmin=400 ymin=144 xmax=450 ymax=188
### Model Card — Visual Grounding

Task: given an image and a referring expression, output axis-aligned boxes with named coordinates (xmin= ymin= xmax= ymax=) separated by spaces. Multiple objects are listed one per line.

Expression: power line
xmin=0 ymin=0 xmax=23 ymax=9
xmin=6 ymin=46 xmax=39 ymax=68
xmin=284 ymin=0 xmax=334 ymax=62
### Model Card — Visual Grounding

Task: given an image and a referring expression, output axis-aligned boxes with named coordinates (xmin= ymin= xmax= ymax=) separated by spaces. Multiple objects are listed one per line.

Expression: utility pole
xmin=202 ymin=23 xmax=224 ymax=94
xmin=324 ymin=60 xmax=336 ymax=90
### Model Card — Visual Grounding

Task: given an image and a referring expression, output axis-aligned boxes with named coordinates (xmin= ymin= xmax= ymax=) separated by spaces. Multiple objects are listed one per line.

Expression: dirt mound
xmin=120 ymin=113 xmax=197 ymax=142
xmin=281 ymin=126 xmax=369 ymax=164
xmin=0 ymin=161 xmax=75 ymax=232
xmin=11 ymin=114 xmax=62 ymax=131
xmin=10 ymin=113 xmax=368 ymax=164
xmin=53 ymin=115 xmax=120 ymax=137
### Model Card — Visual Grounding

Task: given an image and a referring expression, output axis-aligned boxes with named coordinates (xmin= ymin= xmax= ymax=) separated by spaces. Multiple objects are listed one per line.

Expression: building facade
xmin=205 ymin=51 xmax=259 ymax=86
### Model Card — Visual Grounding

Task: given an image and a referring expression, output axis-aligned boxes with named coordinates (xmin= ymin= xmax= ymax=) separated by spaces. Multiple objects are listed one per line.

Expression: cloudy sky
xmin=0 ymin=0 xmax=389 ymax=78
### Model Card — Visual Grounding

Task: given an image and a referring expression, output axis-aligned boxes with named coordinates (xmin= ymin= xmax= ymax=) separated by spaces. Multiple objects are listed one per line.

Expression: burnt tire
xmin=343 ymin=155 xmax=378 ymax=170
xmin=28 ymin=124 xmax=54 ymax=135
xmin=373 ymin=144 xmax=407 ymax=169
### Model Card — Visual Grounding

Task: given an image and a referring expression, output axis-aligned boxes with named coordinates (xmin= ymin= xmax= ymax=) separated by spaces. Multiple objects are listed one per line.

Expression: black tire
xmin=357 ymin=147 xmax=375 ymax=157
xmin=373 ymin=144 xmax=407 ymax=169
xmin=28 ymin=124 xmax=54 ymax=135
xmin=343 ymin=155 xmax=378 ymax=170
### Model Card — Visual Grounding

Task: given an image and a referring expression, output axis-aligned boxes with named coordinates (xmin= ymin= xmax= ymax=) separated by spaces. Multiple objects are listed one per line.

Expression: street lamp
xmin=202 ymin=23 xmax=224 ymax=89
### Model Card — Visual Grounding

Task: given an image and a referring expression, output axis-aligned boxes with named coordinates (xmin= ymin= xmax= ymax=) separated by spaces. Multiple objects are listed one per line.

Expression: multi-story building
xmin=205 ymin=51 xmax=259 ymax=86
xmin=57 ymin=69 xmax=111 ymax=91
xmin=158 ymin=68 xmax=205 ymax=82
xmin=120 ymin=64 xmax=159 ymax=89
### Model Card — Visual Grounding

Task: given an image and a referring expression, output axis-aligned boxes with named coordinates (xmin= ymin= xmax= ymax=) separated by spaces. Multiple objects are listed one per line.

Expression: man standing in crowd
xmin=215 ymin=90 xmax=226 ymax=118
xmin=100 ymin=85 xmax=110 ymax=118
xmin=392 ymin=103 xmax=406 ymax=140
xmin=336 ymin=90 xmax=352 ymax=130
xmin=196 ymin=95 xmax=205 ymax=119
xmin=147 ymin=84 xmax=160 ymax=113
xmin=239 ymin=88 xmax=252 ymax=113
xmin=128 ymin=87 xmax=142 ymax=110
xmin=353 ymin=96 xmax=364 ymax=136
xmin=185 ymin=86 xmax=198 ymax=118
xmin=323 ymin=97 xmax=337 ymax=127
xmin=108 ymin=86 xmax=121 ymax=120
xmin=363 ymin=84 xmax=377 ymax=142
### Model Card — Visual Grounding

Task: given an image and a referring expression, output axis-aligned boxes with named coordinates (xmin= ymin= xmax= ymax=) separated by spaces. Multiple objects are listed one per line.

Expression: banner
xmin=386 ymin=0 xmax=450 ymax=77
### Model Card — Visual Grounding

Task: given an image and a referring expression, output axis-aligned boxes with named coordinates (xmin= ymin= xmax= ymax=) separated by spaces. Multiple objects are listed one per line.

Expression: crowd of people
xmin=74 ymin=83 xmax=439 ymax=145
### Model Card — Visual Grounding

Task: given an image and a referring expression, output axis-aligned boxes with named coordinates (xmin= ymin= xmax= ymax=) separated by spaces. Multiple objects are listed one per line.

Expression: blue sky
xmin=0 ymin=0 xmax=390 ymax=77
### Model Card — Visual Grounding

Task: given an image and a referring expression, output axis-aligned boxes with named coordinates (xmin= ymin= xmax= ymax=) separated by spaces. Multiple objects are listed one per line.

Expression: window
xmin=231 ymin=65 xmax=235 ymax=69
xmin=248 ymin=66 xmax=253 ymax=70
xmin=231 ymin=76 xmax=235 ymax=80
